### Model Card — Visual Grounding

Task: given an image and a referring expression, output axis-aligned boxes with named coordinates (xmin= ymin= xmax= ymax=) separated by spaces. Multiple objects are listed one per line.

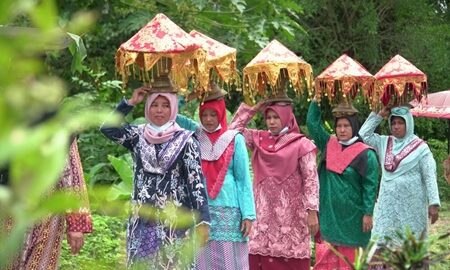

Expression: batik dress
xmin=101 ymin=100 xmax=210 ymax=269
xmin=230 ymin=103 xmax=319 ymax=269
xmin=177 ymin=115 xmax=256 ymax=270
xmin=307 ymin=101 xmax=379 ymax=270
xmin=4 ymin=139 xmax=93 ymax=270
xmin=359 ymin=112 xmax=440 ymax=247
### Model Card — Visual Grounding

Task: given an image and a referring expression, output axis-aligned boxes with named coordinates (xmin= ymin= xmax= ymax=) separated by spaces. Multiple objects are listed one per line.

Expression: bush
xmin=428 ymin=139 xmax=450 ymax=201
xmin=59 ymin=214 xmax=127 ymax=270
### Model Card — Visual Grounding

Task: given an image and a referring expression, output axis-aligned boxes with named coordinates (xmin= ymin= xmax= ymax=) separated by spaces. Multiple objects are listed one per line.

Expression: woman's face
xmin=149 ymin=96 xmax=171 ymax=126
xmin=201 ymin=108 xmax=219 ymax=132
xmin=391 ymin=116 xmax=406 ymax=138
xmin=265 ymin=109 xmax=283 ymax=134
xmin=336 ymin=118 xmax=353 ymax=141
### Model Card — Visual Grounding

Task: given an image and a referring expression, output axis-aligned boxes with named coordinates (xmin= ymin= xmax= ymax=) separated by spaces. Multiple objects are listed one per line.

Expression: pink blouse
xmin=230 ymin=103 xmax=319 ymax=259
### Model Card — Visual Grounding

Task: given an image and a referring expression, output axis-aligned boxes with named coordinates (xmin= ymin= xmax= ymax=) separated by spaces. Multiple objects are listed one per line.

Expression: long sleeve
xmin=184 ymin=138 xmax=211 ymax=224
xmin=358 ymin=112 xmax=384 ymax=153
xmin=306 ymin=101 xmax=330 ymax=152
xmin=62 ymin=139 xmax=93 ymax=233
xmin=229 ymin=103 xmax=258 ymax=149
xmin=176 ymin=114 xmax=199 ymax=132
xmin=362 ymin=150 xmax=380 ymax=215
xmin=232 ymin=134 xmax=256 ymax=221
xmin=100 ymin=99 xmax=139 ymax=151
xmin=419 ymin=151 xmax=441 ymax=206
xmin=299 ymin=151 xmax=319 ymax=211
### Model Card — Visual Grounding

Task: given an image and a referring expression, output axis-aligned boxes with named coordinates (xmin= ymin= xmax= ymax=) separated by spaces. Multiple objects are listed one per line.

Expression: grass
xmin=59 ymin=202 xmax=450 ymax=269
xmin=429 ymin=201 xmax=450 ymax=270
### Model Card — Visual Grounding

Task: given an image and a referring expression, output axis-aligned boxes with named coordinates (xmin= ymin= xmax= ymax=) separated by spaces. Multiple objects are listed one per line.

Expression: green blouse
xmin=306 ymin=101 xmax=379 ymax=247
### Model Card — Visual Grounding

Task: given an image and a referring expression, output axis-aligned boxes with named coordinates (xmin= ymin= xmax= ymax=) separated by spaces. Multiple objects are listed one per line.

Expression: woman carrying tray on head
xmin=359 ymin=105 xmax=440 ymax=250
xmin=229 ymin=90 xmax=319 ymax=270
xmin=176 ymin=83 xmax=256 ymax=270
xmin=306 ymin=99 xmax=379 ymax=269
xmin=101 ymin=75 xmax=211 ymax=269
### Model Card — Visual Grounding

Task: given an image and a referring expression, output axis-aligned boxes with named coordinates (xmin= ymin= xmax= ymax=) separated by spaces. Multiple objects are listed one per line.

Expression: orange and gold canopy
xmin=189 ymin=30 xmax=237 ymax=85
xmin=315 ymin=54 xmax=375 ymax=105
xmin=375 ymin=54 xmax=427 ymax=106
xmin=243 ymin=39 xmax=313 ymax=104
xmin=115 ymin=13 xmax=208 ymax=94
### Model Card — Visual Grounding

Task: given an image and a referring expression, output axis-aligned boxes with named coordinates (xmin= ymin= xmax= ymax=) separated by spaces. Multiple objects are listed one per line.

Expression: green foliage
xmin=297 ymin=0 xmax=450 ymax=94
xmin=59 ymin=214 xmax=127 ymax=270
xmin=428 ymin=139 xmax=450 ymax=201
xmin=375 ymin=228 xmax=450 ymax=270
xmin=0 ymin=0 xmax=118 ymax=267
xmin=107 ymin=154 xmax=133 ymax=201
xmin=67 ymin=32 xmax=87 ymax=74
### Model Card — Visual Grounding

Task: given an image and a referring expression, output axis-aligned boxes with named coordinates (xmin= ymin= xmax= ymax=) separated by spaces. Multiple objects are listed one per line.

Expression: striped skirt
xmin=195 ymin=240 xmax=249 ymax=270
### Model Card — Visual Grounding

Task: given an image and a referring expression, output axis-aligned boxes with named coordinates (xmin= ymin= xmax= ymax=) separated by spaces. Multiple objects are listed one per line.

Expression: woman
xmin=306 ymin=100 xmax=379 ymax=269
xmin=176 ymin=85 xmax=256 ymax=270
xmin=229 ymin=100 xmax=319 ymax=270
xmin=3 ymin=137 xmax=92 ymax=270
xmin=359 ymin=106 xmax=440 ymax=249
xmin=100 ymin=78 xmax=210 ymax=269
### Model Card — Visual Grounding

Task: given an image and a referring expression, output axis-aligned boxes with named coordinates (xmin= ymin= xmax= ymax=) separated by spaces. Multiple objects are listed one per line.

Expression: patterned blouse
xmin=101 ymin=100 xmax=210 ymax=269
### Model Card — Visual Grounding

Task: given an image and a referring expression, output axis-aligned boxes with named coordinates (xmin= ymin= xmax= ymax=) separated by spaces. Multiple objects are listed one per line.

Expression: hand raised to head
xmin=377 ymin=106 xmax=391 ymax=118
xmin=128 ymin=86 xmax=151 ymax=106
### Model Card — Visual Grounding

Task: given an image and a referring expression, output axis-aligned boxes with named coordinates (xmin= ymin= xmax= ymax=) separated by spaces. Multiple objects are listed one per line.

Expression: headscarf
xmin=198 ymin=98 xmax=235 ymax=199
xmin=381 ymin=106 xmax=429 ymax=180
xmin=143 ymin=93 xmax=183 ymax=144
xmin=334 ymin=114 xmax=362 ymax=145
xmin=325 ymin=114 xmax=370 ymax=176
xmin=199 ymin=98 xmax=228 ymax=143
xmin=260 ymin=104 xmax=300 ymax=152
xmin=334 ymin=114 xmax=359 ymax=138
xmin=251 ymin=103 xmax=315 ymax=184
xmin=388 ymin=106 xmax=417 ymax=154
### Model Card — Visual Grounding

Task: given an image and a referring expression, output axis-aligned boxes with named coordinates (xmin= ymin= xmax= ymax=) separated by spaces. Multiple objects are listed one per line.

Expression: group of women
xmin=100 ymin=75 xmax=441 ymax=270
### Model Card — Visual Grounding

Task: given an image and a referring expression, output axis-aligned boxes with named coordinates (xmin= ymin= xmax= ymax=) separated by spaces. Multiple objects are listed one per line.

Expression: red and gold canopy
xmin=375 ymin=54 xmax=427 ymax=106
xmin=243 ymin=39 xmax=313 ymax=104
xmin=315 ymin=54 xmax=375 ymax=105
xmin=115 ymin=13 xmax=208 ymax=94
xmin=189 ymin=30 xmax=237 ymax=85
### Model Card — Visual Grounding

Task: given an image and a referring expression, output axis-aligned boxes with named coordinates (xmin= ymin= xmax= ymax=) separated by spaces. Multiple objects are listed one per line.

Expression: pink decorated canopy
xmin=315 ymin=54 xmax=375 ymax=105
xmin=189 ymin=30 xmax=237 ymax=84
xmin=376 ymin=54 xmax=427 ymax=106
xmin=242 ymin=39 xmax=313 ymax=103
xmin=115 ymin=13 xmax=207 ymax=93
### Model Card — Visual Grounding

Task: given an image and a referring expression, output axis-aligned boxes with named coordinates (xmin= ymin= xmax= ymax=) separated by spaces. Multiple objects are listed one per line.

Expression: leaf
xmin=107 ymin=154 xmax=133 ymax=188
xmin=32 ymin=191 xmax=80 ymax=218
xmin=29 ymin=0 xmax=57 ymax=30
xmin=67 ymin=32 xmax=87 ymax=74
xmin=85 ymin=162 xmax=109 ymax=186
xmin=107 ymin=181 xmax=131 ymax=201
xmin=231 ymin=0 xmax=246 ymax=13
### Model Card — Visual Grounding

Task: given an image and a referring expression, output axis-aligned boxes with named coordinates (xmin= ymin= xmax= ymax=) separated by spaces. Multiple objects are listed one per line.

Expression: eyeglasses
xmin=391 ymin=107 xmax=410 ymax=116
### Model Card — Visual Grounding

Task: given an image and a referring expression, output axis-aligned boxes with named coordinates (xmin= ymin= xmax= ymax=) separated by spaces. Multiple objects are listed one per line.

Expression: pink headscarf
xmin=143 ymin=93 xmax=182 ymax=144
xmin=251 ymin=103 xmax=315 ymax=184
xmin=260 ymin=104 xmax=300 ymax=152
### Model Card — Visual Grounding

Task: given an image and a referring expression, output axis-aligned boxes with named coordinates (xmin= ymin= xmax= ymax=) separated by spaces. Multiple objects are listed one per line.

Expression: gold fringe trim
xmin=115 ymin=48 xmax=208 ymax=96
xmin=314 ymin=76 xmax=375 ymax=104
xmin=242 ymin=62 xmax=313 ymax=104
